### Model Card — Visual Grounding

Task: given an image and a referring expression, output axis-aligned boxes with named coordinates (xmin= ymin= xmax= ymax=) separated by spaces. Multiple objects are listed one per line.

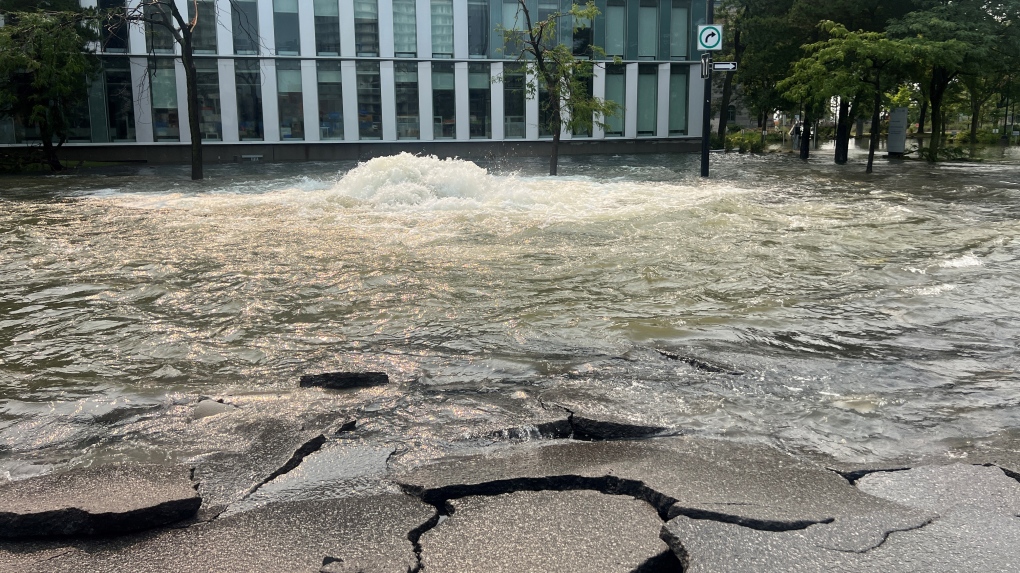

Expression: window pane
xmin=357 ymin=61 xmax=382 ymax=138
xmin=235 ymin=59 xmax=264 ymax=140
xmin=638 ymin=0 xmax=658 ymax=58
xmin=502 ymin=0 xmax=523 ymax=57
xmin=354 ymin=0 xmax=380 ymax=56
xmin=395 ymin=62 xmax=419 ymax=139
xmin=605 ymin=2 xmax=625 ymax=57
xmin=99 ymin=0 xmax=129 ymax=52
xmin=393 ymin=0 xmax=417 ymax=56
xmin=573 ymin=15 xmax=592 ymax=57
xmin=573 ymin=73 xmax=593 ymax=137
xmin=604 ymin=65 xmax=625 ymax=136
xmin=538 ymin=79 xmax=554 ymax=137
xmin=637 ymin=65 xmax=657 ymax=135
xmin=195 ymin=59 xmax=222 ymax=140
xmin=432 ymin=62 xmax=455 ymax=138
xmin=151 ymin=58 xmax=179 ymax=141
xmin=189 ymin=1 xmax=218 ymax=54
xmin=468 ymin=0 xmax=488 ymax=57
xmin=503 ymin=65 xmax=525 ymax=137
xmin=314 ymin=0 xmax=341 ymax=55
xmin=274 ymin=0 xmax=301 ymax=55
xmin=104 ymin=57 xmax=135 ymax=141
xmin=144 ymin=3 xmax=175 ymax=54
xmin=469 ymin=63 xmax=490 ymax=138
xmin=432 ymin=0 xmax=454 ymax=57
xmin=317 ymin=61 xmax=343 ymax=139
xmin=669 ymin=65 xmax=687 ymax=134
xmin=277 ymin=61 xmax=303 ymax=140
xmin=232 ymin=0 xmax=260 ymax=55
xmin=670 ymin=2 xmax=688 ymax=58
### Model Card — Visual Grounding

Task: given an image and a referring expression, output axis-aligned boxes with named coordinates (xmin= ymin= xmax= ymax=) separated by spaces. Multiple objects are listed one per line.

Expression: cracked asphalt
xmin=4 ymin=427 xmax=1020 ymax=572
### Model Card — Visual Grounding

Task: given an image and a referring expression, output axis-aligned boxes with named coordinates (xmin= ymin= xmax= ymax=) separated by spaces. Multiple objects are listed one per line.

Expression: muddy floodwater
xmin=2 ymin=149 xmax=1019 ymax=480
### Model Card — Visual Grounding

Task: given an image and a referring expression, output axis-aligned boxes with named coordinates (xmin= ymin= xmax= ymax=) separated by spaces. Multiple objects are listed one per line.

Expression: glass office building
xmin=1 ymin=0 xmax=705 ymax=148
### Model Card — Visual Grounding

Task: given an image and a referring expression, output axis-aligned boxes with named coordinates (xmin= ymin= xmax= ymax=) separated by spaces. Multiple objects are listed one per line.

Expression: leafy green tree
xmin=0 ymin=3 xmax=99 ymax=170
xmin=502 ymin=0 xmax=619 ymax=175
xmin=780 ymin=22 xmax=911 ymax=172
xmin=889 ymin=0 xmax=1008 ymax=160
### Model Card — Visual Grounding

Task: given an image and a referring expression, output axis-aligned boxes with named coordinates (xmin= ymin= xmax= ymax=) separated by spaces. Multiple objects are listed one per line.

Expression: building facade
xmin=1 ymin=0 xmax=709 ymax=160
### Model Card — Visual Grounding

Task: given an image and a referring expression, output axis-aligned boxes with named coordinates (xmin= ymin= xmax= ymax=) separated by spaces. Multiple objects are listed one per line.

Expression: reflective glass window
xmin=232 ymin=0 xmax=260 ymax=55
xmin=573 ymin=14 xmax=592 ymax=57
xmin=194 ymin=59 xmax=222 ymax=140
xmin=274 ymin=0 xmax=301 ymax=55
xmin=104 ymin=57 xmax=135 ymax=141
xmin=99 ymin=0 xmax=129 ymax=52
xmin=144 ymin=3 xmax=175 ymax=54
xmin=538 ymin=78 xmax=555 ymax=137
xmin=637 ymin=64 xmax=657 ymax=135
xmin=668 ymin=64 xmax=687 ymax=134
xmin=317 ymin=61 xmax=344 ymax=139
xmin=235 ymin=59 xmax=264 ymax=140
xmin=638 ymin=0 xmax=658 ymax=59
xmin=503 ymin=64 xmax=526 ymax=138
xmin=502 ymin=0 xmax=523 ymax=57
xmin=432 ymin=0 xmax=454 ymax=57
xmin=395 ymin=62 xmax=419 ymax=139
xmin=432 ymin=62 xmax=455 ymax=138
xmin=189 ymin=0 xmax=217 ymax=54
xmin=393 ymin=0 xmax=417 ymax=56
xmin=468 ymin=0 xmax=488 ymax=57
xmin=468 ymin=63 xmax=490 ymax=138
xmin=150 ymin=58 xmax=179 ymax=141
xmin=314 ymin=0 xmax=341 ymax=55
xmin=605 ymin=0 xmax=625 ymax=57
xmin=356 ymin=61 xmax=382 ymax=138
xmin=670 ymin=0 xmax=689 ymax=59
xmin=604 ymin=64 xmax=625 ymax=136
xmin=354 ymin=0 xmax=380 ymax=56
xmin=277 ymin=60 xmax=303 ymax=139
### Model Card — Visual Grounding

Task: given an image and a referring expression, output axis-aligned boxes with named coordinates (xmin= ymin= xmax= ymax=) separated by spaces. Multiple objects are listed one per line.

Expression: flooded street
xmin=2 ymin=149 xmax=1019 ymax=479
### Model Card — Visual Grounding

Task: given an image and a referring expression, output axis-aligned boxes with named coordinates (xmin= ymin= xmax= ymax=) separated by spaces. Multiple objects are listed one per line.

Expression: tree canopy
xmin=0 ymin=3 xmax=99 ymax=170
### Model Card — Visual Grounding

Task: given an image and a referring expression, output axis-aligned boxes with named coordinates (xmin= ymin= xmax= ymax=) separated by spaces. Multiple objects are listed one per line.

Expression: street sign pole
xmin=701 ymin=1 xmax=714 ymax=178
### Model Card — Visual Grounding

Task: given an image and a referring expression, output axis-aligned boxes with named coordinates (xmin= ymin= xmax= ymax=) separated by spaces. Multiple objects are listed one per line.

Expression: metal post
xmin=700 ymin=0 xmax=713 ymax=177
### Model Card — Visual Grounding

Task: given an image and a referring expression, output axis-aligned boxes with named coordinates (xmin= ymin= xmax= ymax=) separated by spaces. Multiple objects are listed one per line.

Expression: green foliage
xmin=498 ymin=0 xmax=619 ymax=174
xmin=726 ymin=131 xmax=766 ymax=153
xmin=0 ymin=7 xmax=99 ymax=169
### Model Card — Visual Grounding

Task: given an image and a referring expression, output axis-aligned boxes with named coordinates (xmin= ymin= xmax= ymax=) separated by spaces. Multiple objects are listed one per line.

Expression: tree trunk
xmin=716 ymin=72 xmax=734 ymax=141
xmin=38 ymin=122 xmax=63 ymax=171
xmin=969 ymin=95 xmax=981 ymax=144
xmin=182 ymin=36 xmax=203 ymax=180
xmin=866 ymin=72 xmax=881 ymax=174
xmin=917 ymin=98 xmax=928 ymax=135
xmin=799 ymin=114 xmax=811 ymax=159
xmin=927 ymin=70 xmax=951 ymax=162
xmin=835 ymin=99 xmax=850 ymax=164
xmin=549 ymin=128 xmax=560 ymax=175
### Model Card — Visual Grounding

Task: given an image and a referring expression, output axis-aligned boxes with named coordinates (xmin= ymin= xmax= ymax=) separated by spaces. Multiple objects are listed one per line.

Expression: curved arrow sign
xmin=698 ymin=25 xmax=723 ymax=51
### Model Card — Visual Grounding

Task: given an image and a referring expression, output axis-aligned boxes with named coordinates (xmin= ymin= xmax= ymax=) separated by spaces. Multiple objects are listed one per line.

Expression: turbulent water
xmin=2 ymin=149 xmax=1020 ymax=479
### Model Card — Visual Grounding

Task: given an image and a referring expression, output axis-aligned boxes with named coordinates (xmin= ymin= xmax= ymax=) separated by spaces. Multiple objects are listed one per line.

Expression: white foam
xmin=939 ymin=254 xmax=982 ymax=269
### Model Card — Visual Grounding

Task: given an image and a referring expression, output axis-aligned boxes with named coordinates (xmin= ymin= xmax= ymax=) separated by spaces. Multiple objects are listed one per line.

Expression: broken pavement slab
xmin=0 ymin=494 xmax=432 ymax=573
xmin=189 ymin=418 xmax=328 ymax=514
xmin=396 ymin=436 xmax=928 ymax=535
xmin=0 ymin=464 xmax=200 ymax=538
xmin=662 ymin=463 xmax=1020 ymax=572
xmin=419 ymin=490 xmax=677 ymax=573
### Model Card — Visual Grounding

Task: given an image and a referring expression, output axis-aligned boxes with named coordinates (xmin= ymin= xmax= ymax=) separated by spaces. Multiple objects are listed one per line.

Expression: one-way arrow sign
xmin=712 ymin=62 xmax=738 ymax=72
